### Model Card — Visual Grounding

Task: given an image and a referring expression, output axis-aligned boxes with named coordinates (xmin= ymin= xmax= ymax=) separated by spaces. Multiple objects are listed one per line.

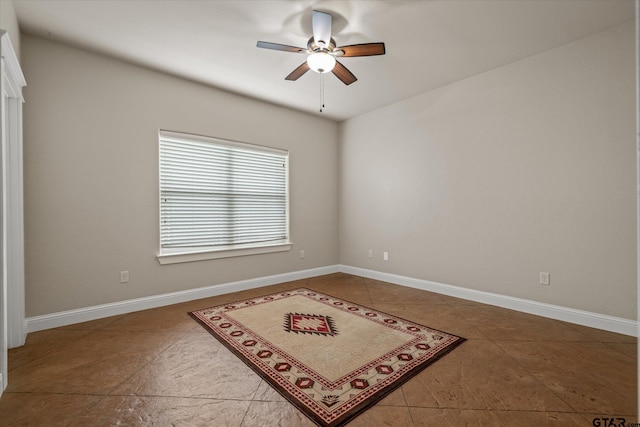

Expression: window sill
xmin=156 ymin=241 xmax=292 ymax=265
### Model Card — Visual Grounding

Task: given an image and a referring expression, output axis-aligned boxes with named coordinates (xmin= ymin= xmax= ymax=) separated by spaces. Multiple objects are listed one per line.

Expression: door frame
xmin=0 ymin=30 xmax=26 ymax=395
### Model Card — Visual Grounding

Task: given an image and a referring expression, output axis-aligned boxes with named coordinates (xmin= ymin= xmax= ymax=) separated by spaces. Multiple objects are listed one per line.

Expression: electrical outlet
xmin=299 ymin=249 xmax=305 ymax=259
xmin=120 ymin=271 xmax=129 ymax=283
xmin=368 ymin=249 xmax=373 ymax=258
xmin=383 ymin=251 xmax=389 ymax=261
xmin=539 ymin=272 xmax=550 ymax=286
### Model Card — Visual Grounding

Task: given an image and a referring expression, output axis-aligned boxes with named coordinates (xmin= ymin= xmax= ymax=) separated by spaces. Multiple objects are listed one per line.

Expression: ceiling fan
xmin=257 ymin=10 xmax=386 ymax=85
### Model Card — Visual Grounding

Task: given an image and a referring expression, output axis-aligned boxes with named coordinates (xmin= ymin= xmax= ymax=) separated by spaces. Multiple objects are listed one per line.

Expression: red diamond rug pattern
xmin=190 ymin=288 xmax=465 ymax=427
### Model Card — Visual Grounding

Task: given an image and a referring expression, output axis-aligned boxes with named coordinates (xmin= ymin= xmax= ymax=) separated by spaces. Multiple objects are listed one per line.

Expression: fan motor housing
xmin=307 ymin=37 xmax=341 ymax=55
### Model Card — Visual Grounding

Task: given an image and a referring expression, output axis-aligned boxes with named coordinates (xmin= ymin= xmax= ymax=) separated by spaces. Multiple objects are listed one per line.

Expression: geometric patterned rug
xmin=190 ymin=288 xmax=465 ymax=427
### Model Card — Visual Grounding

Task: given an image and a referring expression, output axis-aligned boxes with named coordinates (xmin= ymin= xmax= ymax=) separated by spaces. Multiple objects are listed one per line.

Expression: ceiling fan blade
xmin=257 ymin=41 xmax=307 ymax=53
xmin=312 ymin=10 xmax=332 ymax=48
xmin=332 ymin=60 xmax=357 ymax=85
xmin=337 ymin=42 xmax=386 ymax=57
xmin=285 ymin=62 xmax=311 ymax=81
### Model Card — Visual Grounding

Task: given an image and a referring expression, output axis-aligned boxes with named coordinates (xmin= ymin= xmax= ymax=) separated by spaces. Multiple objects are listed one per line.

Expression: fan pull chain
xmin=320 ymin=73 xmax=325 ymax=113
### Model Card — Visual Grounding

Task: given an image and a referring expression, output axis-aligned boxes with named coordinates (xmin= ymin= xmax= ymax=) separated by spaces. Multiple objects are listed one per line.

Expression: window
xmin=157 ymin=130 xmax=290 ymax=264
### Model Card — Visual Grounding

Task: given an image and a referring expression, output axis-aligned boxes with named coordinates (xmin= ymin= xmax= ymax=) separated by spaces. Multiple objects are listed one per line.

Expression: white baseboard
xmin=25 ymin=265 xmax=339 ymax=333
xmin=339 ymin=265 xmax=638 ymax=337
xmin=25 ymin=263 xmax=637 ymax=337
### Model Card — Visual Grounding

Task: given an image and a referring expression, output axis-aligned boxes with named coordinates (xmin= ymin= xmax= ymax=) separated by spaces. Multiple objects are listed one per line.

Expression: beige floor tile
xmin=169 ymin=293 xmax=237 ymax=312
xmin=377 ymin=387 xmax=408 ymax=407
xmin=224 ymin=281 xmax=314 ymax=302
xmin=0 ymin=392 xmax=103 ymax=426
xmin=57 ymin=314 xmax=129 ymax=330
xmin=6 ymin=330 xmax=181 ymax=394
xmin=307 ymin=273 xmax=369 ymax=296
xmin=263 ymin=279 xmax=311 ymax=292
xmin=218 ymin=287 xmax=278 ymax=302
xmin=365 ymin=279 xmax=449 ymax=306
xmin=454 ymin=305 xmax=594 ymax=342
xmin=7 ymin=328 xmax=92 ymax=371
xmin=606 ymin=342 xmax=637 ymax=360
xmin=66 ymin=396 xmax=250 ymax=427
xmin=564 ymin=323 xmax=638 ymax=343
xmin=401 ymin=340 xmax=574 ymax=411
xmin=497 ymin=341 xmax=638 ymax=415
xmin=409 ymin=407 xmax=588 ymax=426
xmin=439 ymin=294 xmax=486 ymax=307
xmin=102 ymin=304 xmax=201 ymax=332
xmin=251 ymin=379 xmax=287 ymax=402
xmin=308 ymin=272 xmax=365 ymax=286
xmin=112 ymin=329 xmax=262 ymax=400
xmin=241 ymin=401 xmax=317 ymax=427
xmin=346 ymin=405 xmax=415 ymax=426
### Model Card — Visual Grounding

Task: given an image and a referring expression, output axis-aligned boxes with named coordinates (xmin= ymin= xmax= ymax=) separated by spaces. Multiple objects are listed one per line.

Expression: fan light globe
xmin=307 ymin=52 xmax=336 ymax=74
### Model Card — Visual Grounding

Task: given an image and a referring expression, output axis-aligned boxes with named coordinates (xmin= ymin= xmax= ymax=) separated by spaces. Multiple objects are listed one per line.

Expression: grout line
xmin=362 ymin=277 xmax=376 ymax=306
xmin=103 ymin=329 xmax=193 ymax=397
xmin=238 ymin=398 xmax=253 ymax=427
xmin=62 ymin=392 xmax=111 ymax=427
xmin=489 ymin=340 xmax=582 ymax=415
xmin=400 ymin=386 xmax=418 ymax=427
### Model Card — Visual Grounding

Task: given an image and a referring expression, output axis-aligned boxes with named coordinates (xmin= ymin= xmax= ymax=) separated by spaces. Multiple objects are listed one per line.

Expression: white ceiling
xmin=13 ymin=0 xmax=635 ymax=121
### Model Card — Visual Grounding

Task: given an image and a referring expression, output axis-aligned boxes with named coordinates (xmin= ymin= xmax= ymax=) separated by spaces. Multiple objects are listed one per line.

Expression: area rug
xmin=190 ymin=288 xmax=465 ymax=427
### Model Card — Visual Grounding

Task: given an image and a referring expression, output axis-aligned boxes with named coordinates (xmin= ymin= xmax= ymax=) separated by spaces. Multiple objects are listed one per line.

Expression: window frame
xmin=156 ymin=130 xmax=291 ymax=265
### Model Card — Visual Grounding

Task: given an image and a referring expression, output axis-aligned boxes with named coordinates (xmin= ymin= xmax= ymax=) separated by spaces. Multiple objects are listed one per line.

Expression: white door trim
xmin=0 ymin=30 xmax=27 ymax=395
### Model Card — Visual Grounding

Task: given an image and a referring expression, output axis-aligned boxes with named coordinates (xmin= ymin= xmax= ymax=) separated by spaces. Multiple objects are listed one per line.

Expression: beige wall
xmin=19 ymin=19 xmax=637 ymax=321
xmin=339 ymin=21 xmax=636 ymax=320
xmin=21 ymin=35 xmax=338 ymax=317
xmin=0 ymin=0 xmax=20 ymax=59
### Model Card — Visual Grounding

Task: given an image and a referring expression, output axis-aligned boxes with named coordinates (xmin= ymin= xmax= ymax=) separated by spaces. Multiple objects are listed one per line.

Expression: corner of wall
xmin=0 ymin=0 xmax=21 ymax=61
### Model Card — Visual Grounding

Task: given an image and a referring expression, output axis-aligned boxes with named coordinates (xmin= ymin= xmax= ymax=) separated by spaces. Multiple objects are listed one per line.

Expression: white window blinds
xmin=159 ymin=131 xmax=289 ymax=252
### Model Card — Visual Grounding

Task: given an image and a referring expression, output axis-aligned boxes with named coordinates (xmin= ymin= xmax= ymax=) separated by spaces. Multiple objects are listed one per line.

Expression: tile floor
xmin=0 ymin=273 xmax=637 ymax=426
